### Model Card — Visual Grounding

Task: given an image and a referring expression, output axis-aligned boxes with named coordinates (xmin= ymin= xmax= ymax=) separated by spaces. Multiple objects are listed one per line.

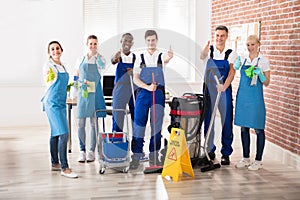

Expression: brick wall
xmin=211 ymin=0 xmax=300 ymax=155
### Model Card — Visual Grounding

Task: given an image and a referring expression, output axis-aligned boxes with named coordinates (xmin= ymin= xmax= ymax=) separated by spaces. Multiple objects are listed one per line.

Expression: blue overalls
xmin=131 ymin=53 xmax=165 ymax=161
xmin=77 ymin=57 xmax=106 ymax=152
xmin=235 ymin=58 xmax=265 ymax=129
xmin=234 ymin=58 xmax=266 ymax=161
xmin=112 ymin=54 xmax=136 ymax=132
xmin=203 ymin=46 xmax=233 ymax=156
xmin=41 ymin=65 xmax=70 ymax=169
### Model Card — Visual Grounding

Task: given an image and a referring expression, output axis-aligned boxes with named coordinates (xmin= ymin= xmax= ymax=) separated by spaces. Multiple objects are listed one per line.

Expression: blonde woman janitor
xmin=41 ymin=41 xmax=78 ymax=178
xmin=234 ymin=35 xmax=270 ymax=171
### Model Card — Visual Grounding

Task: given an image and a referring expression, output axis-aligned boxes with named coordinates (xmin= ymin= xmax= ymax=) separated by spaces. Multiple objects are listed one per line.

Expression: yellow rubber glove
xmin=46 ymin=68 xmax=56 ymax=83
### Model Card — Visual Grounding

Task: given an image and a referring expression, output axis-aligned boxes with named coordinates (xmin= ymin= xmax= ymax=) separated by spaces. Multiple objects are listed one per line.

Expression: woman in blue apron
xmin=41 ymin=41 xmax=78 ymax=178
xmin=75 ymin=35 xmax=106 ymax=163
xmin=234 ymin=35 xmax=270 ymax=171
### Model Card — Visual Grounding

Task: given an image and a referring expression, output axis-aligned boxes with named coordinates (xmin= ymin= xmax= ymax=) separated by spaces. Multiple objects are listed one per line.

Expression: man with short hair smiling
xmin=200 ymin=25 xmax=238 ymax=165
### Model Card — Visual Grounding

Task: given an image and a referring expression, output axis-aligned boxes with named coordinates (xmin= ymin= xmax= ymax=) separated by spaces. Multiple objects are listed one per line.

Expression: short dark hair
xmin=145 ymin=30 xmax=158 ymax=40
xmin=48 ymin=41 xmax=63 ymax=54
xmin=215 ymin=25 xmax=228 ymax=33
xmin=87 ymin=35 xmax=98 ymax=43
xmin=122 ymin=33 xmax=133 ymax=39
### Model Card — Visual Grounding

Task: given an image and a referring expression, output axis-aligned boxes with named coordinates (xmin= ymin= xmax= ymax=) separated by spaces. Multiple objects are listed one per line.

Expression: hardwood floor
xmin=0 ymin=115 xmax=299 ymax=199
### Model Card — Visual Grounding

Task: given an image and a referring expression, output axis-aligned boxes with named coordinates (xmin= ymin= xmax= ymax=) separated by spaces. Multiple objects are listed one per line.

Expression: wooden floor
xmin=0 ymin=116 xmax=300 ymax=200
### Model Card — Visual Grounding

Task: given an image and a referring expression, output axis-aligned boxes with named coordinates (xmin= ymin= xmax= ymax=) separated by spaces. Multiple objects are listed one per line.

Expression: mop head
xmin=144 ymin=165 xmax=163 ymax=174
xmin=201 ymin=161 xmax=221 ymax=172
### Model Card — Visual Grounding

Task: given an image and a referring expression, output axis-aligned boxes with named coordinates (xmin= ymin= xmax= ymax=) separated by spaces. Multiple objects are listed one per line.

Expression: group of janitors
xmin=41 ymin=26 xmax=270 ymax=178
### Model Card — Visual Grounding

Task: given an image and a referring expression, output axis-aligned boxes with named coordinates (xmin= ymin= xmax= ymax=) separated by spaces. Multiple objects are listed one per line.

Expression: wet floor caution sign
xmin=161 ymin=128 xmax=194 ymax=182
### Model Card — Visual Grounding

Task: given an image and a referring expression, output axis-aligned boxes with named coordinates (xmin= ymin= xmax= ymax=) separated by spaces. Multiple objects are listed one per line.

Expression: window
xmin=83 ymin=0 xmax=196 ymax=82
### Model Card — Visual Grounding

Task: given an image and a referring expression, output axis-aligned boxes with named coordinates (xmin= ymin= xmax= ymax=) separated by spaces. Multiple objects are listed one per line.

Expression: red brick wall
xmin=211 ymin=0 xmax=300 ymax=155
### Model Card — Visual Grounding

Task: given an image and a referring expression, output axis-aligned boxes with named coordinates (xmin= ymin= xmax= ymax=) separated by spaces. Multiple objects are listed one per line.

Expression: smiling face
xmin=246 ymin=38 xmax=260 ymax=54
xmin=215 ymin=29 xmax=228 ymax=48
xmin=121 ymin=35 xmax=133 ymax=54
xmin=48 ymin=42 xmax=62 ymax=61
xmin=145 ymin=35 xmax=158 ymax=51
xmin=86 ymin=38 xmax=98 ymax=54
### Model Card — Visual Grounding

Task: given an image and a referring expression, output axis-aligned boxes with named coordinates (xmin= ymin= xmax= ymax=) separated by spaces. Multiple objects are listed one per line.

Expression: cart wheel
xmin=99 ymin=168 xmax=105 ymax=174
xmin=123 ymin=166 xmax=129 ymax=173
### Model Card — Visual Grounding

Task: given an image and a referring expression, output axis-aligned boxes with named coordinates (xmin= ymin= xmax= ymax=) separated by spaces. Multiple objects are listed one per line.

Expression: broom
xmin=144 ymin=73 xmax=163 ymax=174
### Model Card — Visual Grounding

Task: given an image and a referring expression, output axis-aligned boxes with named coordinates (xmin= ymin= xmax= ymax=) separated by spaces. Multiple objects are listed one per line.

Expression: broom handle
xmin=130 ymin=74 xmax=136 ymax=106
xmin=152 ymin=72 xmax=157 ymax=165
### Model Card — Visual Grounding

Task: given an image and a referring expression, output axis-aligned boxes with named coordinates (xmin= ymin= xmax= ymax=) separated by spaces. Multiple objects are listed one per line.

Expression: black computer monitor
xmin=102 ymin=75 xmax=115 ymax=97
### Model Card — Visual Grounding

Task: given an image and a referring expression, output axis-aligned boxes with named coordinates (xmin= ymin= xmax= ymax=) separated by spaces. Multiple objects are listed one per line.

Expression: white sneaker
xmin=61 ymin=169 xmax=78 ymax=178
xmin=235 ymin=159 xmax=250 ymax=169
xmin=77 ymin=151 xmax=86 ymax=163
xmin=248 ymin=161 xmax=263 ymax=171
xmin=86 ymin=151 xmax=95 ymax=162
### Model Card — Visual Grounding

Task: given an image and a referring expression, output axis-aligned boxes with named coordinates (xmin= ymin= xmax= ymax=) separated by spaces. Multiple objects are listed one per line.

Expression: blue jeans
xmin=77 ymin=117 xmax=96 ymax=152
xmin=241 ymin=127 xmax=265 ymax=161
xmin=50 ymin=133 xmax=69 ymax=169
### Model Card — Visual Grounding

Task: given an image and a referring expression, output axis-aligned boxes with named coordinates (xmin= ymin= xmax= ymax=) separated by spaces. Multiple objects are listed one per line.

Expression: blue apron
xmin=41 ymin=65 xmax=69 ymax=137
xmin=234 ymin=58 xmax=266 ymax=129
xmin=77 ymin=57 xmax=106 ymax=118
xmin=112 ymin=54 xmax=136 ymax=132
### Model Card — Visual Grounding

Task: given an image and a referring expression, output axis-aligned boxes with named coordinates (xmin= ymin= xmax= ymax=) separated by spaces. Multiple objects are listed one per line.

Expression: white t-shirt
xmin=120 ymin=52 xmax=135 ymax=64
xmin=242 ymin=53 xmax=270 ymax=72
xmin=133 ymin=50 xmax=165 ymax=74
xmin=201 ymin=45 xmax=238 ymax=66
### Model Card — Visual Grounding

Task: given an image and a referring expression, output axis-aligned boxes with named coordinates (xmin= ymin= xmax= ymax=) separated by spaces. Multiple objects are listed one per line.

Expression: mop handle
xmin=130 ymin=74 xmax=136 ymax=106
xmin=152 ymin=73 xmax=156 ymax=131
xmin=152 ymin=72 xmax=157 ymax=164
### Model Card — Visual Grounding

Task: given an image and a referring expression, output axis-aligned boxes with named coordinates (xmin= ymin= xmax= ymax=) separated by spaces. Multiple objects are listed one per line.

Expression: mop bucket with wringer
xmin=167 ymin=93 xmax=204 ymax=165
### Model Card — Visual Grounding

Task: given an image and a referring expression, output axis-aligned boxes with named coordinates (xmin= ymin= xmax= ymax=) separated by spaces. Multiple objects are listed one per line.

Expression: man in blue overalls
xmin=130 ymin=30 xmax=173 ymax=170
xmin=111 ymin=33 xmax=136 ymax=133
xmin=200 ymin=25 xmax=238 ymax=165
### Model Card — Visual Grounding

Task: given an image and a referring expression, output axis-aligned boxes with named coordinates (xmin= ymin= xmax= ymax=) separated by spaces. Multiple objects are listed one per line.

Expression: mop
xmin=201 ymin=71 xmax=222 ymax=172
xmin=144 ymin=73 xmax=164 ymax=174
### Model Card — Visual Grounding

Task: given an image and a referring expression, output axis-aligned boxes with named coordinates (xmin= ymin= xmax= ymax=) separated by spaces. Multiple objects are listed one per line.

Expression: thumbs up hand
xmin=200 ymin=41 xmax=210 ymax=59
xmin=164 ymin=45 xmax=174 ymax=64
xmin=168 ymin=45 xmax=173 ymax=59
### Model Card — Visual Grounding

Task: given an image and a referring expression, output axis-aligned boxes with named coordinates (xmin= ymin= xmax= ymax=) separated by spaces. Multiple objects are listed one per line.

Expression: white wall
xmin=0 ymin=0 xmax=211 ymax=127
xmin=0 ymin=0 xmax=84 ymax=127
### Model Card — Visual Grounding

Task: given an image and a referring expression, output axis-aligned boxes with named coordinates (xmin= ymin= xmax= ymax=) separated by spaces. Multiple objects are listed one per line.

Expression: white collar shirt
xmin=202 ymin=45 xmax=238 ymax=65
xmin=121 ymin=52 xmax=134 ymax=64
xmin=243 ymin=53 xmax=270 ymax=72
xmin=133 ymin=50 xmax=165 ymax=74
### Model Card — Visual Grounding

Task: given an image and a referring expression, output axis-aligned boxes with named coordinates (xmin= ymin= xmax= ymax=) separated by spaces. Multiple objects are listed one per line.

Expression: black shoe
xmin=198 ymin=152 xmax=215 ymax=166
xmin=129 ymin=160 xmax=140 ymax=170
xmin=221 ymin=155 xmax=230 ymax=165
xmin=208 ymin=152 xmax=216 ymax=160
